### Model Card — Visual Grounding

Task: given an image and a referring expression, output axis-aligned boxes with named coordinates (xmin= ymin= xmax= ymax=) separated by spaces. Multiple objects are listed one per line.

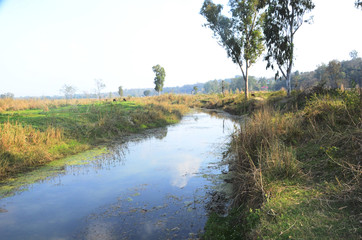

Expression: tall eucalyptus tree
xmin=264 ymin=0 xmax=315 ymax=95
xmin=200 ymin=0 xmax=264 ymax=99
xmin=152 ymin=64 xmax=166 ymax=95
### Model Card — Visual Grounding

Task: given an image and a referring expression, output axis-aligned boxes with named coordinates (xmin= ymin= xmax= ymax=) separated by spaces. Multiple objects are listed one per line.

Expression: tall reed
xmin=0 ymin=121 xmax=65 ymax=178
xmin=229 ymin=106 xmax=303 ymax=207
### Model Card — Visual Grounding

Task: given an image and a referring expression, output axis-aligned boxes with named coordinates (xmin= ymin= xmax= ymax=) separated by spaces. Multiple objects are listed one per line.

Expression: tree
xmin=221 ymin=80 xmax=225 ymax=95
xmin=144 ymin=90 xmax=151 ymax=96
xmin=200 ymin=0 xmax=264 ymax=99
xmin=325 ymin=60 xmax=345 ymax=89
xmin=204 ymin=79 xmax=221 ymax=93
xmin=315 ymin=63 xmax=327 ymax=83
xmin=0 ymin=92 xmax=14 ymax=99
xmin=355 ymin=0 xmax=362 ymax=9
xmin=152 ymin=64 xmax=166 ymax=95
xmin=118 ymin=86 xmax=123 ymax=97
xmin=342 ymin=57 xmax=362 ymax=87
xmin=350 ymin=50 xmax=359 ymax=60
xmin=94 ymin=79 xmax=105 ymax=100
xmin=192 ymin=86 xmax=198 ymax=95
xmin=230 ymin=77 xmax=243 ymax=92
xmin=264 ymin=0 xmax=315 ymax=96
xmin=60 ymin=84 xmax=76 ymax=102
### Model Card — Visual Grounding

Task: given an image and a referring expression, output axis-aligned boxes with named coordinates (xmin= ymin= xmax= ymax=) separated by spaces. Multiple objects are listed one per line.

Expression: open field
xmin=0 ymin=95 xmax=193 ymax=179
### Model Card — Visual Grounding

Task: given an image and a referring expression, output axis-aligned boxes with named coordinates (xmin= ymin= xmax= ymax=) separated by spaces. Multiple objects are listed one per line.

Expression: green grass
xmin=257 ymin=182 xmax=360 ymax=239
xmin=203 ymin=88 xmax=361 ymax=239
xmin=0 ymin=101 xmax=181 ymax=141
xmin=203 ymin=208 xmax=245 ymax=240
xmin=0 ymin=101 xmax=141 ymax=134
xmin=0 ymin=97 xmax=190 ymax=179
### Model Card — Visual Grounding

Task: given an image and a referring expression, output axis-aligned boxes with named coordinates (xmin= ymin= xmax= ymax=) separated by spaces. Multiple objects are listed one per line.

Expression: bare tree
xmin=94 ymin=79 xmax=106 ymax=100
xmin=60 ymin=84 xmax=76 ymax=103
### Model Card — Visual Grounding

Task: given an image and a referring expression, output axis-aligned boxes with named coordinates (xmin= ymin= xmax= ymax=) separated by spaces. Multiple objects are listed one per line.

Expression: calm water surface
xmin=0 ymin=112 xmax=238 ymax=240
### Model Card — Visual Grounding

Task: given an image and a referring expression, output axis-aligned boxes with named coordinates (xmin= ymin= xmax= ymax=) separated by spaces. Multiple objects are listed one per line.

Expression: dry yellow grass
xmin=0 ymin=121 xmax=67 ymax=177
xmin=0 ymin=98 xmax=100 ymax=112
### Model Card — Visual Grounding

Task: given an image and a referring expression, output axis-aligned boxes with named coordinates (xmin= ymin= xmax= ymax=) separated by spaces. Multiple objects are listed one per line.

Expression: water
xmin=0 ymin=111 xmax=238 ymax=240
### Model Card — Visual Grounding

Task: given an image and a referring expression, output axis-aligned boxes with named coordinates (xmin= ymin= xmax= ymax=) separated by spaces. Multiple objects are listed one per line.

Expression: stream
xmin=0 ymin=111 xmax=240 ymax=240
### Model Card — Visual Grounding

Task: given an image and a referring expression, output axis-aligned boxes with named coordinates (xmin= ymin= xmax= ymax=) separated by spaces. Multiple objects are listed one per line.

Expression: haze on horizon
xmin=0 ymin=0 xmax=361 ymax=97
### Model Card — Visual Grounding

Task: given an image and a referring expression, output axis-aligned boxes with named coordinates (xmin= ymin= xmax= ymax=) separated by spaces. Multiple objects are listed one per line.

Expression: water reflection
xmin=0 ymin=111 xmax=239 ymax=240
xmin=171 ymin=154 xmax=202 ymax=188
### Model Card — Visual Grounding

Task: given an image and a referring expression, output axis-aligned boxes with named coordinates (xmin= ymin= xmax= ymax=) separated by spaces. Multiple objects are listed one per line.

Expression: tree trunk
xmin=245 ymin=66 xmax=249 ymax=100
xmin=286 ymin=72 xmax=292 ymax=96
xmin=287 ymin=13 xmax=294 ymax=96
xmin=286 ymin=60 xmax=292 ymax=96
xmin=238 ymin=62 xmax=248 ymax=100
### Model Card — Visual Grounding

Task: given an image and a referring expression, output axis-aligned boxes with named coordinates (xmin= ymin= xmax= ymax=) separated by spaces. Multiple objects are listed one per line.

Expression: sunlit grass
xmin=206 ymin=88 xmax=361 ymax=239
xmin=0 ymin=95 xmax=197 ymax=179
xmin=0 ymin=121 xmax=90 ymax=178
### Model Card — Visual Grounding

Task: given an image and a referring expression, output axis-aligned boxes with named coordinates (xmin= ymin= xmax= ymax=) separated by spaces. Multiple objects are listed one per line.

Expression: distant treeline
xmin=203 ymin=57 xmax=362 ymax=94
xmin=123 ymin=57 xmax=361 ymax=96
xmin=4 ymin=58 xmax=361 ymax=99
xmin=112 ymin=57 xmax=361 ymax=96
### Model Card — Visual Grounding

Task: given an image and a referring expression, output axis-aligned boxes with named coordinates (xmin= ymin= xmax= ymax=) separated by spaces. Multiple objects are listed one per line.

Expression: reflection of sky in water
xmin=0 ymin=112 xmax=239 ymax=240
xmin=171 ymin=154 xmax=202 ymax=188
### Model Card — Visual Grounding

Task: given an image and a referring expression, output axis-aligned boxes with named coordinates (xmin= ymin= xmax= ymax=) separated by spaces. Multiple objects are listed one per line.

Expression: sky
xmin=0 ymin=0 xmax=361 ymax=97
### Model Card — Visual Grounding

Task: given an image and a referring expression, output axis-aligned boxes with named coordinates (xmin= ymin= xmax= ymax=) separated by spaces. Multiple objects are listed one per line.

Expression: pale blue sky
xmin=0 ymin=0 xmax=361 ymax=97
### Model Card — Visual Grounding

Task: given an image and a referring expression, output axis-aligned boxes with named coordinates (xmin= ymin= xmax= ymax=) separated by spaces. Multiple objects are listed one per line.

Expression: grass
xmin=202 ymin=88 xmax=361 ymax=239
xmin=0 ymin=95 xmax=193 ymax=179
xmin=196 ymin=90 xmax=288 ymax=115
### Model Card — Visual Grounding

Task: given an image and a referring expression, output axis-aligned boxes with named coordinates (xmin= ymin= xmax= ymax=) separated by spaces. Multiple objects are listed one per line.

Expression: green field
xmin=0 ymin=97 xmax=190 ymax=179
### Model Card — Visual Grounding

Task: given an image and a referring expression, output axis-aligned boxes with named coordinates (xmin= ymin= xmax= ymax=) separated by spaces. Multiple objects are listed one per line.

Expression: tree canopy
xmin=118 ymin=86 xmax=123 ymax=97
xmin=0 ymin=92 xmax=14 ymax=99
xmin=200 ymin=0 xmax=264 ymax=99
xmin=60 ymin=84 xmax=76 ymax=101
xmin=356 ymin=0 xmax=362 ymax=9
xmin=264 ymin=0 xmax=315 ymax=95
xmin=152 ymin=64 xmax=166 ymax=95
xmin=192 ymin=86 xmax=198 ymax=94
xmin=350 ymin=50 xmax=359 ymax=60
xmin=143 ymin=90 xmax=151 ymax=96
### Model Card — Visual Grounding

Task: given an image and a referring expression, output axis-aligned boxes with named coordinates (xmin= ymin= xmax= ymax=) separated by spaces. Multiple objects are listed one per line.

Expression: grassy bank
xmin=196 ymin=90 xmax=287 ymax=115
xmin=203 ymin=88 xmax=361 ymax=239
xmin=0 ymin=95 xmax=193 ymax=179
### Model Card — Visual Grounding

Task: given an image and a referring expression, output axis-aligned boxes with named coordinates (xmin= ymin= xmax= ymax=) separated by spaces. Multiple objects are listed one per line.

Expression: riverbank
xmin=0 ymin=95 xmax=195 ymax=179
xmin=202 ymin=88 xmax=361 ymax=239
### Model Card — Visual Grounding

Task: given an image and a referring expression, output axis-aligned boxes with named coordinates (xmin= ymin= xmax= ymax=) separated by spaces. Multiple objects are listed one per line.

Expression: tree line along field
xmin=7 ymin=56 xmax=358 ymax=99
